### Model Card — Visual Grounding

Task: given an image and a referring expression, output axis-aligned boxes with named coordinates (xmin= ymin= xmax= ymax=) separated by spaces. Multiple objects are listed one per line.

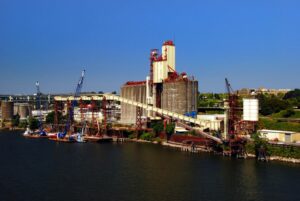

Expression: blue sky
xmin=0 ymin=0 xmax=299 ymax=94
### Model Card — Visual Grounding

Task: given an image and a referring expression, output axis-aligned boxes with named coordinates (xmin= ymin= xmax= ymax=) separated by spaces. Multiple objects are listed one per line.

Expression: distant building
xmin=237 ymin=87 xmax=292 ymax=96
xmin=256 ymin=88 xmax=291 ymax=95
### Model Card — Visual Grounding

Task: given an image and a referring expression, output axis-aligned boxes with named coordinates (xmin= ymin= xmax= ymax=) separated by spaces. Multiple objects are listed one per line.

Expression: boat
xmin=49 ymin=135 xmax=76 ymax=143
xmin=23 ymin=127 xmax=50 ymax=138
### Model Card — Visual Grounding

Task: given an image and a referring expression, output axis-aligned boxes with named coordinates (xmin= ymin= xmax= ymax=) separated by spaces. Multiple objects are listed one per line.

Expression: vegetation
xmin=257 ymin=94 xmax=291 ymax=116
xmin=128 ymin=133 xmax=136 ymax=139
xmin=283 ymin=89 xmax=300 ymax=108
xmin=46 ymin=111 xmax=63 ymax=124
xmin=198 ymin=93 xmax=226 ymax=107
xmin=246 ymin=133 xmax=300 ymax=159
xmin=18 ymin=120 xmax=28 ymax=129
xmin=152 ymin=122 xmax=164 ymax=137
xmin=272 ymin=110 xmax=300 ymax=119
xmin=165 ymin=123 xmax=175 ymax=140
xmin=11 ymin=114 xmax=20 ymax=128
xmin=123 ymin=130 xmax=134 ymax=138
xmin=258 ymin=89 xmax=300 ymax=116
xmin=259 ymin=118 xmax=300 ymax=132
xmin=28 ymin=117 xmax=39 ymax=130
xmin=140 ymin=132 xmax=154 ymax=141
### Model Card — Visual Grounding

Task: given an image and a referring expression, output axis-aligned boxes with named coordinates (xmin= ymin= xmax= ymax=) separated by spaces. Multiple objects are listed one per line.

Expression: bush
xmin=140 ymin=132 xmax=154 ymax=141
xmin=128 ymin=133 xmax=136 ymax=139
xmin=11 ymin=114 xmax=20 ymax=127
xmin=166 ymin=123 xmax=175 ymax=140
xmin=245 ymin=133 xmax=300 ymax=159
xmin=152 ymin=122 xmax=164 ymax=137
xmin=28 ymin=117 xmax=39 ymax=130
xmin=18 ymin=120 xmax=28 ymax=128
xmin=282 ymin=109 xmax=295 ymax=118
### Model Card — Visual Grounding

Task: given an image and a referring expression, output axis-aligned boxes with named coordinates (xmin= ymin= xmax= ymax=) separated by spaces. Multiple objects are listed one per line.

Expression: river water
xmin=0 ymin=131 xmax=299 ymax=201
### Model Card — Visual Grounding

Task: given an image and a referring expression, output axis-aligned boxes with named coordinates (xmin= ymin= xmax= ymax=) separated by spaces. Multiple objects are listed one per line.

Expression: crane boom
xmin=59 ymin=70 xmax=85 ymax=138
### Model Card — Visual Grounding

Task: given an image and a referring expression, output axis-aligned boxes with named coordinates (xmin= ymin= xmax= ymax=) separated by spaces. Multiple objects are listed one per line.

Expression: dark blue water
xmin=0 ymin=131 xmax=299 ymax=201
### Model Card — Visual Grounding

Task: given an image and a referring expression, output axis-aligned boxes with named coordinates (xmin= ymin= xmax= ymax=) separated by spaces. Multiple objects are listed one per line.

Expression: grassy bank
xmin=259 ymin=118 xmax=300 ymax=132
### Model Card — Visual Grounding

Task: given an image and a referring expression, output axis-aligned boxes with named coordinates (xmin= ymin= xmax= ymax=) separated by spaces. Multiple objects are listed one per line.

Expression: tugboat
xmin=49 ymin=132 xmax=76 ymax=143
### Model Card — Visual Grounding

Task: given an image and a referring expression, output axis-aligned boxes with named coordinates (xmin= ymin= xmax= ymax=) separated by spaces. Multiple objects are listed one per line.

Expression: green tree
xmin=251 ymin=132 xmax=268 ymax=157
xmin=11 ymin=114 xmax=20 ymax=128
xmin=165 ymin=123 xmax=175 ymax=140
xmin=19 ymin=120 xmax=28 ymax=128
xmin=152 ymin=122 xmax=164 ymax=137
xmin=258 ymin=94 xmax=291 ymax=115
xmin=28 ymin=117 xmax=39 ymax=130
xmin=46 ymin=111 xmax=63 ymax=124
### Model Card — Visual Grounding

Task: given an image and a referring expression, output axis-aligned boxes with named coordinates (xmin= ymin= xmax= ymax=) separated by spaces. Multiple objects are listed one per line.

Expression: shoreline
xmin=1 ymin=130 xmax=300 ymax=164
xmin=130 ymin=138 xmax=300 ymax=164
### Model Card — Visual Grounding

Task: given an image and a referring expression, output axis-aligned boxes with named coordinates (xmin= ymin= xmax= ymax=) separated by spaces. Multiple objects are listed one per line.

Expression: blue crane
xmin=58 ymin=70 xmax=85 ymax=139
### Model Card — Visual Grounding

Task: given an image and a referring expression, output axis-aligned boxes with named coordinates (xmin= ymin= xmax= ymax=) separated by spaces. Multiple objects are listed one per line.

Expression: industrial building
xmin=120 ymin=40 xmax=198 ymax=124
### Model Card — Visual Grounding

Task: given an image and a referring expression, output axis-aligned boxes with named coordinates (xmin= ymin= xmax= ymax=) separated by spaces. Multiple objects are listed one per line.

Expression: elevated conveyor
xmin=54 ymin=94 xmax=223 ymax=143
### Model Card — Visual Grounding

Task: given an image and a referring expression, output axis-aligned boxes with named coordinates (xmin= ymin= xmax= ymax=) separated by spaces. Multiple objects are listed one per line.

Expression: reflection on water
xmin=0 ymin=131 xmax=299 ymax=201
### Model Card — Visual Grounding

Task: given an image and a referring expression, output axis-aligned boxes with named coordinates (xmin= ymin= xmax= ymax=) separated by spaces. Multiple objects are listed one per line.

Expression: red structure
xmin=135 ymin=106 xmax=143 ymax=138
xmin=102 ymin=97 xmax=107 ymax=131
xmin=225 ymin=78 xmax=239 ymax=138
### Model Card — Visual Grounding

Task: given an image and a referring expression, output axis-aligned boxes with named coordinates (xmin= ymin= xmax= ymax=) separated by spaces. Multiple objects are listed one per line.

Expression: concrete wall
xmin=120 ymin=84 xmax=147 ymax=124
xmin=161 ymin=79 xmax=198 ymax=114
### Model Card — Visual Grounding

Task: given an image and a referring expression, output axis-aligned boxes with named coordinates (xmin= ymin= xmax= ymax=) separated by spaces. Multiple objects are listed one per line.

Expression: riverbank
xmin=2 ymin=130 xmax=300 ymax=164
xmin=130 ymin=138 xmax=300 ymax=164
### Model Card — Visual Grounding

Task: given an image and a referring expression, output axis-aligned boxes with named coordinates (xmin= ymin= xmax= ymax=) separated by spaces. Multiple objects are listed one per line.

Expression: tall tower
xmin=146 ymin=40 xmax=176 ymax=112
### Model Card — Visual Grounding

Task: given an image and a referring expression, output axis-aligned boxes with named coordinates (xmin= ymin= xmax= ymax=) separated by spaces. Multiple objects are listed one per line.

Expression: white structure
xmin=73 ymin=108 xmax=103 ymax=123
xmin=153 ymin=41 xmax=176 ymax=83
xmin=197 ymin=114 xmax=224 ymax=131
xmin=243 ymin=99 xmax=259 ymax=121
xmin=258 ymin=129 xmax=300 ymax=143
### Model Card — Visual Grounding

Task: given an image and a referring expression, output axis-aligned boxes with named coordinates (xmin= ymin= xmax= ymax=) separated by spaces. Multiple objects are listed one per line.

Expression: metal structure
xmin=58 ymin=70 xmax=85 ymax=139
xmin=224 ymin=78 xmax=248 ymax=157
xmin=225 ymin=78 xmax=239 ymax=138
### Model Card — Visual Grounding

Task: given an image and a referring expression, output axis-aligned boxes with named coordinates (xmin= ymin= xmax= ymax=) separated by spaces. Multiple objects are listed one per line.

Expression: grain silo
xmin=161 ymin=78 xmax=198 ymax=115
xmin=120 ymin=40 xmax=198 ymax=123
xmin=19 ymin=103 xmax=32 ymax=120
xmin=1 ymin=101 xmax=14 ymax=120
xmin=120 ymin=81 xmax=147 ymax=124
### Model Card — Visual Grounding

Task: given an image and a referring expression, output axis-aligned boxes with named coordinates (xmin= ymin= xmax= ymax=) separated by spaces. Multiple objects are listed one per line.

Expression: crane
xmin=225 ymin=78 xmax=239 ymax=138
xmin=58 ymin=70 xmax=85 ymax=139
xmin=225 ymin=78 xmax=246 ymax=157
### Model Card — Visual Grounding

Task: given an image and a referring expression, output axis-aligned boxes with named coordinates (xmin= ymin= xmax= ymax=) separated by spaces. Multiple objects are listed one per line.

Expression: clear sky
xmin=0 ymin=0 xmax=299 ymax=94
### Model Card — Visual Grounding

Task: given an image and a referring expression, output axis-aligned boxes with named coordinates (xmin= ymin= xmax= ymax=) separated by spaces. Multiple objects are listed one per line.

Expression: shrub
xmin=140 ymin=132 xmax=154 ymax=141
xmin=19 ymin=120 xmax=28 ymax=128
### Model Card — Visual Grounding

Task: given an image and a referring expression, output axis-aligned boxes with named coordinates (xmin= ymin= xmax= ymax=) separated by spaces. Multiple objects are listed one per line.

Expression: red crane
xmin=225 ymin=78 xmax=239 ymax=138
